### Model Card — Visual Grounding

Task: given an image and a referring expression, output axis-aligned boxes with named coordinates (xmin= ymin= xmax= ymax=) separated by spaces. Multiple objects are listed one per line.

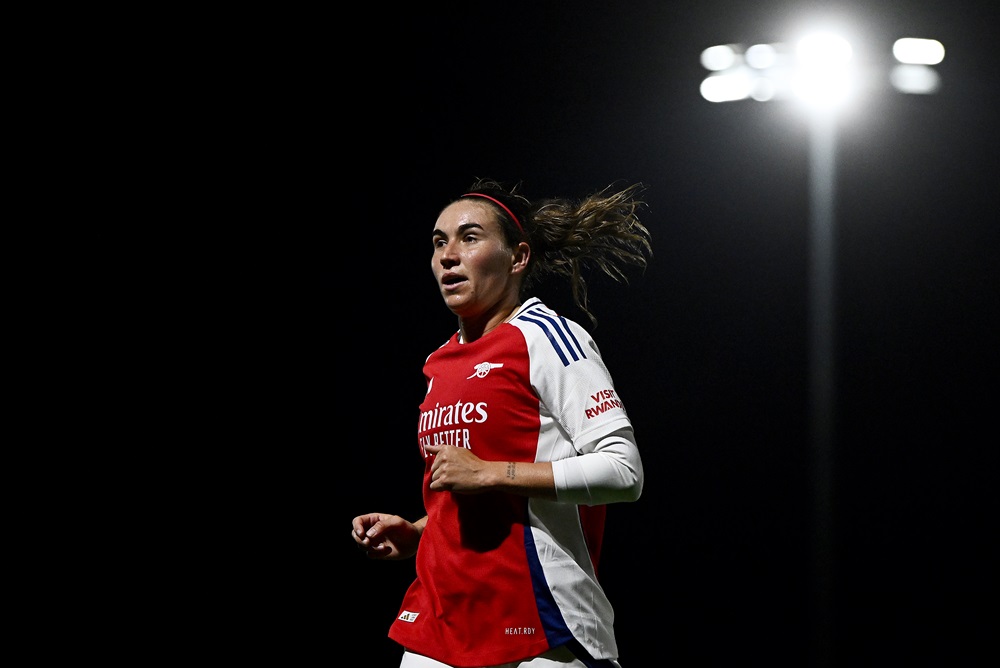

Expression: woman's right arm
xmin=351 ymin=513 xmax=427 ymax=560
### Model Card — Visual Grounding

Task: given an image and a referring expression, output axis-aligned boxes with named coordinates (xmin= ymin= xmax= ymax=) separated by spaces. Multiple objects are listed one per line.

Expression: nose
xmin=438 ymin=242 xmax=459 ymax=268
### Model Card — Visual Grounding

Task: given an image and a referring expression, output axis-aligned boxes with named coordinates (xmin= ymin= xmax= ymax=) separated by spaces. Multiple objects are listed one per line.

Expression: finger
xmin=365 ymin=540 xmax=393 ymax=559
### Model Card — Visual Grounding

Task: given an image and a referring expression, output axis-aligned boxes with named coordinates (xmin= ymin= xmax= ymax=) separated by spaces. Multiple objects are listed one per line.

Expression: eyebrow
xmin=432 ymin=222 xmax=484 ymax=239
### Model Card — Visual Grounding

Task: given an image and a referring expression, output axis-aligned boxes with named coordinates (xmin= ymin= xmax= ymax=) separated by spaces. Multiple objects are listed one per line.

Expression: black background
xmin=342 ymin=1 xmax=998 ymax=665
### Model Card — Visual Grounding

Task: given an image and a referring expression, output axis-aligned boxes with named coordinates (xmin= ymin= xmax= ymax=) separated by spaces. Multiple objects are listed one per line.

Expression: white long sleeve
xmin=551 ymin=427 xmax=644 ymax=505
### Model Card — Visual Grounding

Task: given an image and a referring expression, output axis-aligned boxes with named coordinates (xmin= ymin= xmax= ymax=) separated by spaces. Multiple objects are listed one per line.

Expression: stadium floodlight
xmin=698 ymin=26 xmax=946 ymax=668
xmin=700 ymin=35 xmax=945 ymax=102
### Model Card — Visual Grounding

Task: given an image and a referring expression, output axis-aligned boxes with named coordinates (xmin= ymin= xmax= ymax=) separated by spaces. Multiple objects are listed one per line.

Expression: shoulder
xmin=509 ymin=299 xmax=598 ymax=365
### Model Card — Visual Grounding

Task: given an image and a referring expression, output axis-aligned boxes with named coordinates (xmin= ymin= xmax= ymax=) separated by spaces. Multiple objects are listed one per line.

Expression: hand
xmin=351 ymin=513 xmax=421 ymax=560
xmin=424 ymin=442 xmax=493 ymax=493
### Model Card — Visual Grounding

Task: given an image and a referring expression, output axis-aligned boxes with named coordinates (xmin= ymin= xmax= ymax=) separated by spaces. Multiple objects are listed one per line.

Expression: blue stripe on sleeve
xmin=520 ymin=314 xmax=571 ymax=366
xmin=517 ymin=306 xmax=588 ymax=366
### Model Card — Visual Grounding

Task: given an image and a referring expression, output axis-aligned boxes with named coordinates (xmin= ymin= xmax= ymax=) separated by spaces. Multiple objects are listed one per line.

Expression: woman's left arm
xmin=422 ymin=426 xmax=642 ymax=505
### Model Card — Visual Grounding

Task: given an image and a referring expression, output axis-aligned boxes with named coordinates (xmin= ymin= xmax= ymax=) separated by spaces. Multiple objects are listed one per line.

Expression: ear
xmin=511 ymin=242 xmax=530 ymax=274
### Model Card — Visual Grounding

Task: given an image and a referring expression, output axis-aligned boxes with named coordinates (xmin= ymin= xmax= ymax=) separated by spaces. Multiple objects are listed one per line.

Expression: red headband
xmin=462 ymin=193 xmax=525 ymax=236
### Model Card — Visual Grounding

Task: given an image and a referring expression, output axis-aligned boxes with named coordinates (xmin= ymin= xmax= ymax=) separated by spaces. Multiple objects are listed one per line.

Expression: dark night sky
xmin=343 ymin=2 xmax=998 ymax=665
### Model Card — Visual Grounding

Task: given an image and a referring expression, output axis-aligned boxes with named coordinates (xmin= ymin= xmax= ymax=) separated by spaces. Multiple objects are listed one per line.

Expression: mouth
xmin=441 ymin=273 xmax=467 ymax=292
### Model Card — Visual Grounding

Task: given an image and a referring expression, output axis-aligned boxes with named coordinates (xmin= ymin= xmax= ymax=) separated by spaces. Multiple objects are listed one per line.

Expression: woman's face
xmin=431 ymin=200 xmax=520 ymax=319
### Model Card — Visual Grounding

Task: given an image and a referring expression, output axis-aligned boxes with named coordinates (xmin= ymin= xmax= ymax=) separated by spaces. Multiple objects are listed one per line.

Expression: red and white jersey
xmin=388 ymin=298 xmax=635 ymax=667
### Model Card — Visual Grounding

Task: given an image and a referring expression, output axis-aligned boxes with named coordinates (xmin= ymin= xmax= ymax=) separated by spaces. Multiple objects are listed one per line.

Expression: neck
xmin=459 ymin=302 xmax=522 ymax=343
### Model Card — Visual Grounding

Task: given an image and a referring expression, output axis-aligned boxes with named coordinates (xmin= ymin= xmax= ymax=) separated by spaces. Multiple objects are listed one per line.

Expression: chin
xmin=443 ymin=297 xmax=474 ymax=317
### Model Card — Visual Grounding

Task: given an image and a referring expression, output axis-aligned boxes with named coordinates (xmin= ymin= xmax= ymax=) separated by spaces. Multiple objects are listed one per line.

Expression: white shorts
xmin=399 ymin=646 xmax=623 ymax=668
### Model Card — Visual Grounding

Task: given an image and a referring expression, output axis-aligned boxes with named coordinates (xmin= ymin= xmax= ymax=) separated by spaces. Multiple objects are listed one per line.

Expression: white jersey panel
xmin=509 ymin=299 xmax=633 ymax=661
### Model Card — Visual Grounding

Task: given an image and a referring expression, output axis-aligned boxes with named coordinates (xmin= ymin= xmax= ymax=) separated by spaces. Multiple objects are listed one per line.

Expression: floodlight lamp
xmin=745 ymin=44 xmax=778 ymax=69
xmin=701 ymin=44 xmax=738 ymax=71
xmin=796 ymin=33 xmax=852 ymax=67
xmin=890 ymin=64 xmax=941 ymax=94
xmin=792 ymin=32 xmax=854 ymax=111
xmin=700 ymin=68 xmax=753 ymax=102
xmin=893 ymin=38 xmax=945 ymax=65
